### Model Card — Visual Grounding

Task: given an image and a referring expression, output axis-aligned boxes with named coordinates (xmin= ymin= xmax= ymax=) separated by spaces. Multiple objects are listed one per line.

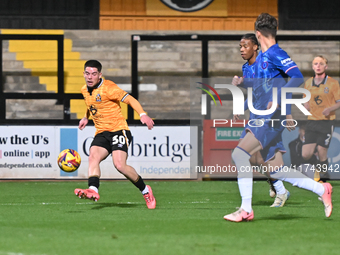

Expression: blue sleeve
xmin=271 ymin=49 xmax=304 ymax=105
xmin=240 ymin=63 xmax=254 ymax=88
xmin=272 ymin=48 xmax=298 ymax=74
xmin=285 ymin=92 xmax=292 ymax=115
xmin=244 ymin=98 xmax=248 ymax=111
xmin=240 ymin=78 xmax=253 ymax=88
xmin=277 ymin=67 xmax=304 ymax=106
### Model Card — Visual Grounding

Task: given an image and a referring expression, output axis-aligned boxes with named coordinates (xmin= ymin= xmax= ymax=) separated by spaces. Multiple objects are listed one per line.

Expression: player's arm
xmin=123 ymin=95 xmax=154 ymax=130
xmin=232 ymin=76 xmax=244 ymax=86
xmin=322 ymin=101 xmax=340 ymax=117
xmin=267 ymin=97 xmax=295 ymax=130
xmin=323 ymin=83 xmax=340 ymax=116
xmin=244 ymin=98 xmax=249 ymax=111
xmin=285 ymin=114 xmax=295 ymax=131
xmin=302 ymin=81 xmax=311 ymax=110
xmin=234 ymin=98 xmax=249 ymax=121
xmin=233 ymin=76 xmax=256 ymax=89
xmin=279 ymin=68 xmax=304 ymax=131
xmin=276 ymin=68 xmax=304 ymax=107
xmin=79 ymin=109 xmax=90 ymax=130
xmin=304 ymin=101 xmax=310 ymax=111
xmin=270 ymin=50 xmax=304 ymax=107
xmin=284 ymin=92 xmax=295 ymax=131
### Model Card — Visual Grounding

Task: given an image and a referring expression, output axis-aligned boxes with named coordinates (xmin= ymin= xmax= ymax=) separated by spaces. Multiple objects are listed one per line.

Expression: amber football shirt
xmin=304 ymin=75 xmax=340 ymax=120
xmin=81 ymin=79 xmax=130 ymax=135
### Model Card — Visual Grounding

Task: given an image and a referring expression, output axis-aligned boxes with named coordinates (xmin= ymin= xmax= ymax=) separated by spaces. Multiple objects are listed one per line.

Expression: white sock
xmin=89 ymin=186 xmax=98 ymax=193
xmin=272 ymin=180 xmax=286 ymax=195
xmin=232 ymin=147 xmax=253 ymax=213
xmin=270 ymin=166 xmax=325 ymax=196
xmin=238 ymin=178 xmax=253 ymax=213
xmin=142 ymin=185 xmax=149 ymax=195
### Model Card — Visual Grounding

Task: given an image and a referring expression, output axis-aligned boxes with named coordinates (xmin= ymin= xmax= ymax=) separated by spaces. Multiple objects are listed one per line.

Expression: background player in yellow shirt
xmin=302 ymin=55 xmax=340 ymax=182
xmin=74 ymin=60 xmax=156 ymax=209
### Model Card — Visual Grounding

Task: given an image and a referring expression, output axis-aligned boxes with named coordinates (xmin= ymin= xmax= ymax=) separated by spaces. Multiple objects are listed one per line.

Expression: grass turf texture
xmin=0 ymin=180 xmax=339 ymax=255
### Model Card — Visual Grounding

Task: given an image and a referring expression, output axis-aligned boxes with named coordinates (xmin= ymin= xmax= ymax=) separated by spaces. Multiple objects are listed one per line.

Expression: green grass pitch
xmin=0 ymin=180 xmax=339 ymax=255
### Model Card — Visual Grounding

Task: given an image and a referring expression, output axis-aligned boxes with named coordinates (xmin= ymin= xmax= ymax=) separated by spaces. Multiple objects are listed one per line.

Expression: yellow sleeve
xmin=122 ymin=95 xmax=146 ymax=116
xmin=333 ymin=81 xmax=340 ymax=102
xmin=303 ymin=78 xmax=311 ymax=98
xmin=84 ymin=109 xmax=90 ymax=119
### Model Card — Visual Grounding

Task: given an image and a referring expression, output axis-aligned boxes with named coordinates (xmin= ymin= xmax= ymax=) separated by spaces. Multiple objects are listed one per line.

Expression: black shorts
xmin=91 ymin=130 xmax=132 ymax=153
xmin=304 ymin=120 xmax=334 ymax=148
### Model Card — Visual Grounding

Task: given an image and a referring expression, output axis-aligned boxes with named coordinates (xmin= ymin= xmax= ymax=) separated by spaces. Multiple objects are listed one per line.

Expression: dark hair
xmin=84 ymin=60 xmax=102 ymax=72
xmin=241 ymin=33 xmax=259 ymax=49
xmin=255 ymin=13 xmax=277 ymax=38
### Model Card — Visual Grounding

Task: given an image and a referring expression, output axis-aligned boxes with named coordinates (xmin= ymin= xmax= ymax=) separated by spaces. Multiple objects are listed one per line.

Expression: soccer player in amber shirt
xmin=74 ymin=60 xmax=156 ymax=209
xmin=302 ymin=55 xmax=340 ymax=182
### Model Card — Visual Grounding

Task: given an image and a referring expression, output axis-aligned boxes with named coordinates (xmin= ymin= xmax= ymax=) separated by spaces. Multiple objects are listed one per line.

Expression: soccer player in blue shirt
xmin=224 ymin=13 xmax=333 ymax=222
xmin=233 ymin=33 xmax=291 ymax=207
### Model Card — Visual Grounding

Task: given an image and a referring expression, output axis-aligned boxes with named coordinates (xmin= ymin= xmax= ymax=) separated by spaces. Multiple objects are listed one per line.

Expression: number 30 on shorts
xmin=112 ymin=135 xmax=126 ymax=145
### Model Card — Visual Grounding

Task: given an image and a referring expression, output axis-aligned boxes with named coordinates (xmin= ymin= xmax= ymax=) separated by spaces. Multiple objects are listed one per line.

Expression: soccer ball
xmin=57 ymin=149 xmax=81 ymax=172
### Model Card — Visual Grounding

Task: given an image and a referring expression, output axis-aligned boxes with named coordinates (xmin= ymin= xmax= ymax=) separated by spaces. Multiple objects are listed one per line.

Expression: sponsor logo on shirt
xmin=281 ymin=58 xmax=294 ymax=66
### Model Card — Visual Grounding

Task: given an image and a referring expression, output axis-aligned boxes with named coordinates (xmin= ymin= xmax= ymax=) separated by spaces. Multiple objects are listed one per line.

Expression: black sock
xmin=305 ymin=155 xmax=318 ymax=166
xmin=131 ymin=175 xmax=146 ymax=192
xmin=267 ymin=179 xmax=276 ymax=192
xmin=88 ymin=176 xmax=100 ymax=190
xmin=318 ymin=159 xmax=329 ymax=182
xmin=318 ymin=159 xmax=329 ymax=171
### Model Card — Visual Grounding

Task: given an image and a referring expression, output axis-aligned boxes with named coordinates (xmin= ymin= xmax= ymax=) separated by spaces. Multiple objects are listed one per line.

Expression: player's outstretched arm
xmin=79 ymin=117 xmax=88 ymax=130
xmin=140 ymin=114 xmax=154 ymax=130
xmin=123 ymin=95 xmax=154 ymax=130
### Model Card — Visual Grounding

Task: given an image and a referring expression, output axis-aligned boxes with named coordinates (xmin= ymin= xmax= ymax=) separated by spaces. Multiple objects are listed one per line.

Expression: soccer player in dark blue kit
xmin=233 ymin=33 xmax=291 ymax=207
xmin=224 ymin=13 xmax=333 ymax=222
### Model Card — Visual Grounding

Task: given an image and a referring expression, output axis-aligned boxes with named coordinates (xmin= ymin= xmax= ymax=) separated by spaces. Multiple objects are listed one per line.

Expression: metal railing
xmin=0 ymin=34 xmax=83 ymax=125
xmin=131 ymin=34 xmax=340 ymax=121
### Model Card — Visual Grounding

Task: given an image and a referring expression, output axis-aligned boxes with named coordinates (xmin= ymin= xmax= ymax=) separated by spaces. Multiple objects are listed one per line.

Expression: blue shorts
xmin=258 ymin=135 xmax=286 ymax=162
xmin=240 ymin=116 xmax=286 ymax=162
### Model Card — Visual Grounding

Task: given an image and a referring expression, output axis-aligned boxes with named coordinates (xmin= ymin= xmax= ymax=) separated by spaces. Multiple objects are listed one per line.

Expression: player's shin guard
xmin=232 ymin=147 xmax=253 ymax=213
xmin=270 ymin=166 xmax=324 ymax=196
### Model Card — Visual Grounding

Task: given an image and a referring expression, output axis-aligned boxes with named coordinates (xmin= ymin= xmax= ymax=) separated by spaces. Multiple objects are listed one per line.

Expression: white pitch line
xmin=0 ymin=201 xmax=231 ymax=206
xmin=0 ymin=202 xmax=94 ymax=206
xmin=0 ymin=252 xmax=47 ymax=255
